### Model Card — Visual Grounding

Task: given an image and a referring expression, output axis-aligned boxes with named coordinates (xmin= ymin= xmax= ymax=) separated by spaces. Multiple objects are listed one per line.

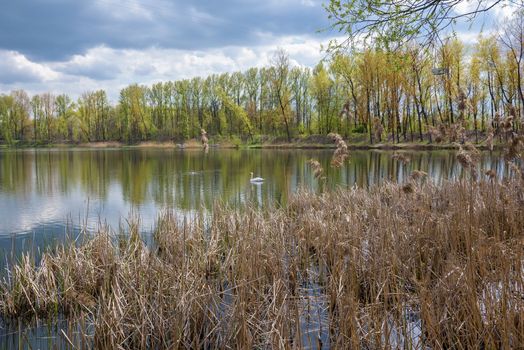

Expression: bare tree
xmin=499 ymin=10 xmax=524 ymax=118
xmin=270 ymin=49 xmax=293 ymax=142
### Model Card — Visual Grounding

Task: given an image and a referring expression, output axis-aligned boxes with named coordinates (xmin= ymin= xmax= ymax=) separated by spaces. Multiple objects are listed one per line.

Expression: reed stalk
xmin=1 ymin=176 xmax=523 ymax=349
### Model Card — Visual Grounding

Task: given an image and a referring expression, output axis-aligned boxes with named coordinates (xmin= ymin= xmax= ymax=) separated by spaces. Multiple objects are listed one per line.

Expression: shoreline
xmin=0 ymin=140 xmax=501 ymax=151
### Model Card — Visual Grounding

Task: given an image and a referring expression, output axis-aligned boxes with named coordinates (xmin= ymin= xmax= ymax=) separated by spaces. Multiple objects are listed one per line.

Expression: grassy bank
xmin=1 ymin=176 xmax=523 ymax=348
xmin=0 ymin=140 xmax=238 ymax=150
xmin=0 ymin=131 xmax=506 ymax=151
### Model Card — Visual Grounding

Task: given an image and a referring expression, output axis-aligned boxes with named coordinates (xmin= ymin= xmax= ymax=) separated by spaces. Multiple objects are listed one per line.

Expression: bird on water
xmin=250 ymin=172 xmax=264 ymax=183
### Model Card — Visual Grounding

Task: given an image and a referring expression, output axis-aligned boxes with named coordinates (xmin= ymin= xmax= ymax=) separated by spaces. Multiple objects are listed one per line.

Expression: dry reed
xmin=201 ymin=129 xmax=209 ymax=152
xmin=307 ymin=159 xmax=325 ymax=181
xmin=1 ymin=176 xmax=523 ymax=349
xmin=372 ymin=117 xmax=384 ymax=142
xmin=486 ymin=126 xmax=495 ymax=152
xmin=392 ymin=153 xmax=410 ymax=164
xmin=327 ymin=133 xmax=349 ymax=168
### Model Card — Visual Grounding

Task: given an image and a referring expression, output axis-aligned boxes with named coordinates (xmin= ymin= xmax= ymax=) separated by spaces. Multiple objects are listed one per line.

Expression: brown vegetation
xmin=1 ymin=176 xmax=523 ymax=349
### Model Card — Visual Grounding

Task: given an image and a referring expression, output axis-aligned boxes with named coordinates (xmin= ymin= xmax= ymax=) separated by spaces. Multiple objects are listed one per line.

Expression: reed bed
xmin=1 ymin=178 xmax=524 ymax=349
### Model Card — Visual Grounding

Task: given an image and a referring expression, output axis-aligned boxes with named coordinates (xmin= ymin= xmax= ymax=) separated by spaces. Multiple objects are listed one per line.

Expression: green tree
xmin=324 ymin=0 xmax=523 ymax=49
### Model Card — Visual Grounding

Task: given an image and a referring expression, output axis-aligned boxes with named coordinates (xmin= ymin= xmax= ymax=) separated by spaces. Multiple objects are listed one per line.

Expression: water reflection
xmin=0 ymin=148 xmax=510 ymax=238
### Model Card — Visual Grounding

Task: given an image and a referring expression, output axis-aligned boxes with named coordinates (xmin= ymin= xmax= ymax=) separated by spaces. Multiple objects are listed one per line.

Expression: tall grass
xmin=1 ymin=176 xmax=523 ymax=349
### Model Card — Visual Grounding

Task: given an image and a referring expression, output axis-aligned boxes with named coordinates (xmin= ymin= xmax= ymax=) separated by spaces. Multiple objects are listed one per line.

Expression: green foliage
xmin=217 ymin=87 xmax=253 ymax=137
xmin=352 ymin=125 xmax=366 ymax=134
xmin=229 ymin=135 xmax=242 ymax=148
xmin=324 ymin=0 xmax=520 ymax=49
xmin=1 ymin=12 xmax=524 ymax=147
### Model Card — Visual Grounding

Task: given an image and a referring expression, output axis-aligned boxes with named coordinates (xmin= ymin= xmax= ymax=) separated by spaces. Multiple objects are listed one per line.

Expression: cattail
xmin=402 ymin=182 xmax=414 ymax=194
xmin=372 ymin=118 xmax=384 ymax=142
xmin=410 ymin=170 xmax=428 ymax=181
xmin=457 ymin=148 xmax=473 ymax=169
xmin=449 ymin=123 xmax=465 ymax=143
xmin=429 ymin=126 xmax=443 ymax=143
xmin=201 ymin=129 xmax=209 ymax=151
xmin=504 ymin=135 xmax=523 ymax=161
xmin=456 ymin=143 xmax=480 ymax=181
xmin=502 ymin=116 xmax=514 ymax=133
xmin=328 ymin=133 xmax=349 ymax=168
xmin=484 ymin=169 xmax=496 ymax=180
xmin=308 ymin=159 xmax=325 ymax=180
xmin=486 ymin=126 xmax=494 ymax=152
xmin=2 ymin=181 xmax=524 ymax=348
xmin=508 ymin=162 xmax=523 ymax=180
xmin=470 ymin=167 xmax=479 ymax=181
xmin=463 ymin=142 xmax=480 ymax=162
xmin=392 ymin=153 xmax=410 ymax=164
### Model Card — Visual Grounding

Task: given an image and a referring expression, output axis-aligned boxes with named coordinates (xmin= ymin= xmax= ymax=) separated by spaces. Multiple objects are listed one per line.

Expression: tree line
xmin=1 ymin=12 xmax=523 ymax=145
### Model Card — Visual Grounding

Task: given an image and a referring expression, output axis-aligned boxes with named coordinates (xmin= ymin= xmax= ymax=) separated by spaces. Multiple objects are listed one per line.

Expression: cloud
xmin=0 ymin=34 xmax=331 ymax=101
xmin=0 ymin=0 xmax=513 ymax=99
xmin=451 ymin=0 xmax=521 ymax=34
xmin=0 ymin=0 xmax=331 ymax=61
xmin=0 ymin=50 xmax=60 ymax=84
xmin=0 ymin=33 xmax=327 ymax=102
xmin=0 ymin=0 xmax=326 ymax=95
xmin=53 ymin=46 xmax=123 ymax=80
xmin=452 ymin=1 xmax=523 ymax=48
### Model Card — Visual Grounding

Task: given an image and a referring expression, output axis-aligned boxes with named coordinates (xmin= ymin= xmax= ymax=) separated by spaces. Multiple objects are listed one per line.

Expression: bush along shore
xmin=1 ymin=172 xmax=524 ymax=348
xmin=0 ymin=131 xmax=516 ymax=151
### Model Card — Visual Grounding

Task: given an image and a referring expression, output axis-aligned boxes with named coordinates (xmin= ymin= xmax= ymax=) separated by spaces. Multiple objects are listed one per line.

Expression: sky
xmin=0 ymin=0 xmax=517 ymax=101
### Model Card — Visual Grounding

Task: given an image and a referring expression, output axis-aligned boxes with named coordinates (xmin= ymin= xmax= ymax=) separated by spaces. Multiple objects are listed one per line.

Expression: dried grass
xmin=1 ymin=177 xmax=524 ymax=349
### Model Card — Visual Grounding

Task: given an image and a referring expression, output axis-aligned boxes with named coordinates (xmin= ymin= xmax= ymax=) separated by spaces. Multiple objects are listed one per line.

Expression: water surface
xmin=0 ymin=148 xmax=509 ymax=241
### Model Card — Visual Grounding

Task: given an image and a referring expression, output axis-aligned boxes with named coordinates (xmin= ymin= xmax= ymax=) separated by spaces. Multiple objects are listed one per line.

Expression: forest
xmin=0 ymin=12 xmax=522 ymax=145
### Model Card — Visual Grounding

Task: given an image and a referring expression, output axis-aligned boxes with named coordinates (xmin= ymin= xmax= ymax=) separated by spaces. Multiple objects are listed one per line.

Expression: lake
xmin=0 ymin=148 xmax=510 ymax=253
xmin=0 ymin=147 xmax=516 ymax=349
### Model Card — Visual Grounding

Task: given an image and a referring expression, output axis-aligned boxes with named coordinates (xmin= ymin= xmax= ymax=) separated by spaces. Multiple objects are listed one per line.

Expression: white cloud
xmin=0 ymin=34 xmax=334 ymax=101
xmin=0 ymin=50 xmax=60 ymax=84
xmin=453 ymin=0 xmax=479 ymax=16
xmin=455 ymin=31 xmax=483 ymax=46
xmin=52 ymin=46 xmax=122 ymax=80
xmin=492 ymin=1 xmax=521 ymax=19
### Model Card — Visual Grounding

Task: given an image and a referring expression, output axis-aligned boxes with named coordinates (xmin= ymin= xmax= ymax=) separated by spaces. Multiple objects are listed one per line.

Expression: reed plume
xmin=308 ymin=159 xmax=324 ymax=180
xmin=201 ymin=129 xmax=209 ymax=151
xmin=504 ymin=135 xmax=523 ymax=161
xmin=456 ymin=143 xmax=480 ymax=180
xmin=372 ymin=117 xmax=384 ymax=142
xmin=428 ymin=126 xmax=443 ymax=143
xmin=410 ymin=170 xmax=427 ymax=181
xmin=485 ymin=126 xmax=494 ymax=152
xmin=328 ymin=133 xmax=349 ymax=168
xmin=484 ymin=169 xmax=496 ymax=180
xmin=392 ymin=153 xmax=410 ymax=164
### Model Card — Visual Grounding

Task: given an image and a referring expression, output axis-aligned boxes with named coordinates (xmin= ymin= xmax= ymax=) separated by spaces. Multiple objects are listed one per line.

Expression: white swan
xmin=250 ymin=172 xmax=264 ymax=183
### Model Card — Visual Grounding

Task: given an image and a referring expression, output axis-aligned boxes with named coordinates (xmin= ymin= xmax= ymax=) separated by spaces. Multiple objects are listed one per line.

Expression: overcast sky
xmin=0 ymin=0 xmax=515 ymax=100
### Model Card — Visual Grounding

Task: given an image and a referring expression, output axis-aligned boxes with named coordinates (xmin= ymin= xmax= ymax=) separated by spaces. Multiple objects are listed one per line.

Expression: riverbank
xmin=1 ymin=178 xmax=523 ymax=348
xmin=0 ymin=133 xmax=503 ymax=151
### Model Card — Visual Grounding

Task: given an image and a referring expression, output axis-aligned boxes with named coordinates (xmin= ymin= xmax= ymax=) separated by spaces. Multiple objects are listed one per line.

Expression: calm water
xmin=0 ymin=148 xmax=510 ymax=246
